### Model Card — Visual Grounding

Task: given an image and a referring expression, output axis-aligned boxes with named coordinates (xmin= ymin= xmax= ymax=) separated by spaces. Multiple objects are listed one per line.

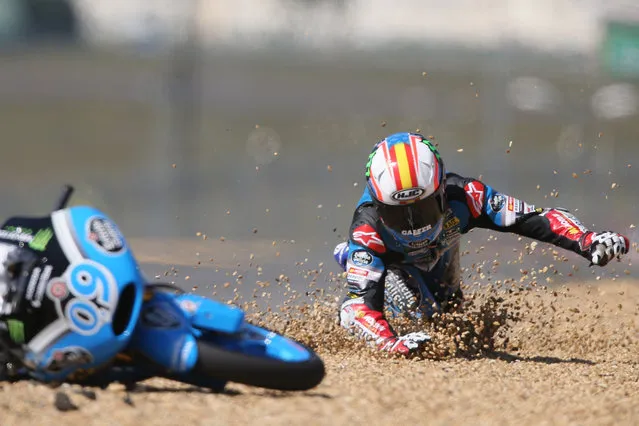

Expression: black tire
xmin=193 ymin=340 xmax=325 ymax=391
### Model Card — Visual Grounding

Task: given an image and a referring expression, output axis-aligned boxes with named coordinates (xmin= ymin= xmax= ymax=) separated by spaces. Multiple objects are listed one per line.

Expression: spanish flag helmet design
xmin=365 ymin=132 xmax=446 ymax=245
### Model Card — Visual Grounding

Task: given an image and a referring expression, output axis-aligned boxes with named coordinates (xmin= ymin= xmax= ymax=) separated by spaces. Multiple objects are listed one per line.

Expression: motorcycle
xmin=0 ymin=185 xmax=325 ymax=392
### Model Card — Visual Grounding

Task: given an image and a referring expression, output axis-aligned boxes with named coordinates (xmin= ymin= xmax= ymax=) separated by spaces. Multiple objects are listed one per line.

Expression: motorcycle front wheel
xmin=192 ymin=324 xmax=325 ymax=391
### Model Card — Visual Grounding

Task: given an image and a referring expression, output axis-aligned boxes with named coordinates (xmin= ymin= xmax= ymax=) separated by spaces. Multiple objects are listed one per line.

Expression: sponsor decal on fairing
xmin=0 ymin=229 xmax=33 ymax=243
xmin=86 ymin=216 xmax=126 ymax=255
xmin=179 ymin=299 xmax=199 ymax=314
xmin=25 ymin=265 xmax=54 ymax=308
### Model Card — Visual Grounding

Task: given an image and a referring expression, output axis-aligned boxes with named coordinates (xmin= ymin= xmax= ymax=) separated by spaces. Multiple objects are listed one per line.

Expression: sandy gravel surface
xmin=2 ymin=277 xmax=639 ymax=426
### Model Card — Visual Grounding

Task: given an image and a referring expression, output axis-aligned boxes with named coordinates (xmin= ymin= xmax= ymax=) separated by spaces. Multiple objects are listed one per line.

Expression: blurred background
xmin=0 ymin=0 xmax=637 ymax=295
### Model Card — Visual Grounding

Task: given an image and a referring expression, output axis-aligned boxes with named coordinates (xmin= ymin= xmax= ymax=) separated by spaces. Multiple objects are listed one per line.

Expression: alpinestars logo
xmin=464 ymin=181 xmax=485 ymax=218
xmin=352 ymin=224 xmax=386 ymax=253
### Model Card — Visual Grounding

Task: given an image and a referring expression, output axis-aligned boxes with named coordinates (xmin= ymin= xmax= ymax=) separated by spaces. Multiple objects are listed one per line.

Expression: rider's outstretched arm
xmin=447 ymin=173 xmax=630 ymax=266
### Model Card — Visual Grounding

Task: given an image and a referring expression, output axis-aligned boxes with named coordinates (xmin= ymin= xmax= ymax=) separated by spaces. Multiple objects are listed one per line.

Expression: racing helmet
xmin=365 ymin=132 xmax=446 ymax=246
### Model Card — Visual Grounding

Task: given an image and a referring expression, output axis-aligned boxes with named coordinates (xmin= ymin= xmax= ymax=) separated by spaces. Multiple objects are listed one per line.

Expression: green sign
xmin=602 ymin=20 xmax=639 ymax=78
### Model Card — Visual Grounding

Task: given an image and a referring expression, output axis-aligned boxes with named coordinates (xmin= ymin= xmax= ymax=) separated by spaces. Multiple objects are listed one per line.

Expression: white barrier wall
xmin=70 ymin=0 xmax=632 ymax=53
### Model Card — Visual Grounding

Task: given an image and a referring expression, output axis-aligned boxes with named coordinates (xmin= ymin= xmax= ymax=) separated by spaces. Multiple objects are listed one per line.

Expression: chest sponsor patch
xmin=346 ymin=265 xmax=383 ymax=288
xmin=489 ymin=193 xmax=506 ymax=212
xmin=444 ymin=216 xmax=460 ymax=229
xmin=351 ymin=250 xmax=373 ymax=266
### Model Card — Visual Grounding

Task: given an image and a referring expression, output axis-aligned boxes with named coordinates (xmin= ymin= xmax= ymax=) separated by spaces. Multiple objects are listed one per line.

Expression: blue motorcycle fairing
xmin=130 ymin=288 xmax=313 ymax=378
xmin=24 ymin=206 xmax=145 ymax=382
xmin=247 ymin=324 xmax=312 ymax=362
xmin=176 ymin=294 xmax=245 ymax=334
xmin=129 ymin=291 xmax=198 ymax=373
xmin=174 ymin=293 xmax=312 ymax=363
xmin=209 ymin=323 xmax=313 ymax=363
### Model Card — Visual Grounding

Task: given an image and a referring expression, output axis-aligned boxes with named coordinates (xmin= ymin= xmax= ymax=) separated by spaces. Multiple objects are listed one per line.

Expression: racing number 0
xmin=64 ymin=261 xmax=117 ymax=336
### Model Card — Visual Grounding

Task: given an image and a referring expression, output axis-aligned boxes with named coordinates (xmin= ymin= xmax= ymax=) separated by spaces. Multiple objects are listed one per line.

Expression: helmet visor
xmin=376 ymin=192 xmax=445 ymax=239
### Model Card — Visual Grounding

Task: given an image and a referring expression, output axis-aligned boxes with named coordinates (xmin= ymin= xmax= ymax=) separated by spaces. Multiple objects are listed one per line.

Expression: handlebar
xmin=54 ymin=185 xmax=74 ymax=211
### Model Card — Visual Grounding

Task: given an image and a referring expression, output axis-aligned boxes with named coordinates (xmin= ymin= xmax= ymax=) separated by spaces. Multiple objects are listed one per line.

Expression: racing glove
xmin=340 ymin=297 xmax=430 ymax=355
xmin=378 ymin=332 xmax=431 ymax=355
xmin=581 ymin=231 xmax=630 ymax=266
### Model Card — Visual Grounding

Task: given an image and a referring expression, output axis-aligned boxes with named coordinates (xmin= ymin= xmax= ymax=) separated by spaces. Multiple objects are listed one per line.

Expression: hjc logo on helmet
xmin=391 ymin=188 xmax=425 ymax=202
